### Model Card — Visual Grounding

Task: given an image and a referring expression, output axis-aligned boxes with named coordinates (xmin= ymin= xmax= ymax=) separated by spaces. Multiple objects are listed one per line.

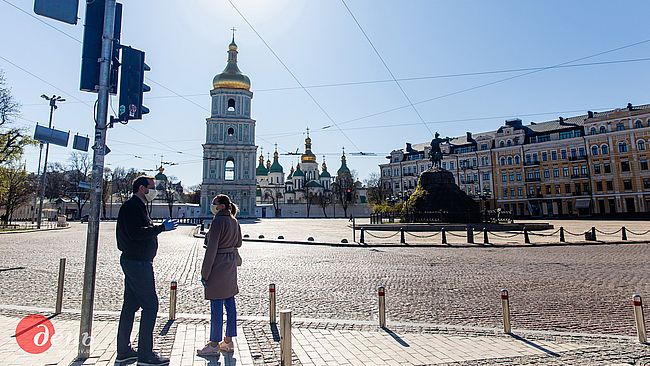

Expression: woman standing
xmin=197 ymin=194 xmax=242 ymax=356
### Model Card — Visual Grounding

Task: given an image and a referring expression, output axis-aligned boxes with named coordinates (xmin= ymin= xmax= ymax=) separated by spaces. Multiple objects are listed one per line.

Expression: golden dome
xmin=213 ymin=38 xmax=251 ymax=90
xmin=301 ymin=133 xmax=317 ymax=163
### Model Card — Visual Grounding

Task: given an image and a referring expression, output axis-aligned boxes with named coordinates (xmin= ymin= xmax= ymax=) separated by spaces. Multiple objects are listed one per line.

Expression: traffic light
xmin=345 ymin=189 xmax=353 ymax=202
xmin=118 ymin=47 xmax=150 ymax=121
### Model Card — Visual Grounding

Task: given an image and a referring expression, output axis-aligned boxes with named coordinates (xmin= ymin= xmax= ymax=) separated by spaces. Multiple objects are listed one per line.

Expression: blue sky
xmin=2 ymin=0 xmax=650 ymax=187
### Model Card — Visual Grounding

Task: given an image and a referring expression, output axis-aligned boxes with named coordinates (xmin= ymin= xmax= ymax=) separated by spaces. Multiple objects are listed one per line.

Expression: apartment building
xmin=379 ymin=103 xmax=650 ymax=217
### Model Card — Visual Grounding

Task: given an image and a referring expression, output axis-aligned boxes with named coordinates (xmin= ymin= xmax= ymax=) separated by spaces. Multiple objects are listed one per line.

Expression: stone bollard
xmin=378 ymin=285 xmax=386 ymax=328
xmin=483 ymin=228 xmax=489 ymax=244
xmin=591 ymin=226 xmax=597 ymax=241
xmin=360 ymin=228 xmax=365 ymax=244
xmin=400 ymin=228 xmax=406 ymax=244
xmin=622 ymin=226 xmax=628 ymax=241
xmin=560 ymin=227 xmax=565 ymax=243
xmin=280 ymin=310 xmax=292 ymax=366
xmin=467 ymin=226 xmax=474 ymax=244
xmin=269 ymin=284 xmax=276 ymax=324
xmin=633 ymin=294 xmax=647 ymax=343
xmin=55 ymin=258 xmax=66 ymax=314
xmin=169 ymin=280 xmax=177 ymax=321
xmin=523 ymin=227 xmax=530 ymax=244
xmin=501 ymin=289 xmax=511 ymax=334
xmin=441 ymin=228 xmax=447 ymax=244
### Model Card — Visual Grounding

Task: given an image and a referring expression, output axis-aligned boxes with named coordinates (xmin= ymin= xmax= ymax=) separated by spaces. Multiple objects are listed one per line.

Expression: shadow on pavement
xmin=509 ymin=333 xmax=560 ymax=357
xmin=381 ymin=327 xmax=410 ymax=347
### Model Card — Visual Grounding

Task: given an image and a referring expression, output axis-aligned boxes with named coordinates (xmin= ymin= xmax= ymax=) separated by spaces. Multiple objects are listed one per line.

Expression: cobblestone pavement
xmin=1 ymin=221 xmax=650 ymax=338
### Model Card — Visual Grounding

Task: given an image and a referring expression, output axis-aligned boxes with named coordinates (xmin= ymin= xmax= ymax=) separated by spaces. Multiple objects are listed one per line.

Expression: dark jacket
xmin=201 ymin=210 xmax=242 ymax=299
xmin=116 ymin=195 xmax=165 ymax=261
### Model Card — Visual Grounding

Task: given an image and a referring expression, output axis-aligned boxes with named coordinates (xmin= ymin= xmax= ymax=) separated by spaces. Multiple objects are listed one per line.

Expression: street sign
xmin=104 ymin=145 xmax=111 ymax=155
xmin=34 ymin=124 xmax=70 ymax=147
xmin=78 ymin=181 xmax=91 ymax=189
xmin=34 ymin=0 xmax=79 ymax=25
xmin=73 ymin=134 xmax=90 ymax=152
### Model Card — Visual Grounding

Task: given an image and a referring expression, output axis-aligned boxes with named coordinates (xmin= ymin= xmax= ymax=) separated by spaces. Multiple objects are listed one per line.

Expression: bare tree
xmin=67 ymin=152 xmax=91 ymax=219
xmin=305 ymin=190 xmax=319 ymax=218
xmin=0 ymin=71 xmax=33 ymax=166
xmin=364 ymin=172 xmax=386 ymax=205
xmin=102 ymin=167 xmax=112 ymax=219
xmin=184 ymin=184 xmax=201 ymax=204
xmin=164 ymin=176 xmax=183 ymax=218
xmin=334 ymin=175 xmax=354 ymax=218
xmin=263 ymin=183 xmax=284 ymax=217
xmin=0 ymin=163 xmax=36 ymax=223
xmin=318 ymin=190 xmax=332 ymax=218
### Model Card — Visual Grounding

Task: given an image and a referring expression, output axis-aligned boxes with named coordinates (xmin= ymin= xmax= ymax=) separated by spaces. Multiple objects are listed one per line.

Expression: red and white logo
xmin=15 ymin=314 xmax=55 ymax=354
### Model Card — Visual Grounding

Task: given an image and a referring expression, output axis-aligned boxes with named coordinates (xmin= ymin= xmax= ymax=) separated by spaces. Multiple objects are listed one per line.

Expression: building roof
xmin=305 ymin=180 xmax=323 ymax=188
xmin=212 ymin=36 xmax=251 ymax=91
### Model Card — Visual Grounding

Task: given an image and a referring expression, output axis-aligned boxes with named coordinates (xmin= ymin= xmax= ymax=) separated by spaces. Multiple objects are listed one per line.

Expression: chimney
xmin=466 ymin=131 xmax=472 ymax=141
xmin=627 ymin=102 xmax=634 ymax=111
xmin=559 ymin=116 xmax=565 ymax=125
xmin=505 ymin=118 xmax=522 ymax=128
xmin=405 ymin=142 xmax=412 ymax=152
xmin=587 ymin=110 xmax=594 ymax=118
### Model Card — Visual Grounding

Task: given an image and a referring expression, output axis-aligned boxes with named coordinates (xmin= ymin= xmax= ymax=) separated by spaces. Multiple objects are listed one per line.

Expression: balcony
xmin=523 ymin=160 xmax=540 ymax=166
xmin=569 ymin=155 xmax=587 ymax=162
xmin=525 ymin=177 xmax=541 ymax=182
xmin=570 ymin=173 xmax=590 ymax=179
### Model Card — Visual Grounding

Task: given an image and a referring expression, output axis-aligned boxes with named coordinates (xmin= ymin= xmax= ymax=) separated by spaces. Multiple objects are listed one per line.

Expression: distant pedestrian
xmin=115 ymin=175 xmax=178 ymax=366
xmin=197 ymin=194 xmax=242 ymax=357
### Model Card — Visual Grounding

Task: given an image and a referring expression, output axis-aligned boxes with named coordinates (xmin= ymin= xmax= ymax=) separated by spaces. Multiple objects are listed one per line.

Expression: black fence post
xmin=360 ymin=228 xmax=365 ymax=244
xmin=467 ymin=226 xmax=474 ymax=244
xmin=591 ymin=226 xmax=597 ymax=241
xmin=442 ymin=228 xmax=447 ymax=244
xmin=560 ymin=226 xmax=565 ymax=243
xmin=483 ymin=227 xmax=489 ymax=244
xmin=622 ymin=226 xmax=627 ymax=241
xmin=524 ymin=227 xmax=530 ymax=244
xmin=400 ymin=228 xmax=406 ymax=244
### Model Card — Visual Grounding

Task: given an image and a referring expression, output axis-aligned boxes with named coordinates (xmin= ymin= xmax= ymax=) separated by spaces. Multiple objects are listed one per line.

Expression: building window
xmin=542 ymin=152 xmax=548 ymax=161
xmin=601 ymin=144 xmax=609 ymax=154
xmin=507 ymin=140 xmax=512 ymax=146
xmin=516 ymin=173 xmax=522 ymax=181
xmin=545 ymin=185 xmax=551 ymax=194
xmin=594 ymin=165 xmax=601 ymax=174
xmin=514 ymin=156 xmax=520 ymax=164
xmin=623 ymin=180 xmax=633 ymax=190
xmin=599 ymin=126 xmax=606 ymax=133
xmin=227 ymin=98 xmax=236 ymax=111
xmin=621 ymin=161 xmax=630 ymax=172
xmin=500 ymin=157 xmax=506 ymax=166
xmin=509 ymin=173 xmax=514 ymax=181
xmin=561 ymin=150 xmax=567 ymax=159
xmin=507 ymin=157 xmax=513 ymax=165
xmin=579 ymin=147 xmax=586 ymax=157
xmin=544 ymin=170 xmax=550 ymax=178
xmin=636 ymin=120 xmax=643 ymax=128
xmin=502 ymin=174 xmax=507 ymax=182
xmin=644 ymin=179 xmax=650 ymax=189
xmin=619 ymin=142 xmax=628 ymax=153
xmin=606 ymin=181 xmax=613 ymax=191
xmin=638 ymin=140 xmax=646 ymax=151
xmin=604 ymin=163 xmax=611 ymax=173
xmin=590 ymin=127 xmax=597 ymax=135
xmin=518 ymin=187 xmax=523 ymax=197
xmin=570 ymin=148 xmax=577 ymax=158
xmin=450 ymin=162 xmax=455 ymax=169
xmin=641 ymin=160 xmax=649 ymax=170
xmin=559 ymin=131 xmax=573 ymax=140
xmin=551 ymin=151 xmax=557 ymax=160
xmin=591 ymin=146 xmax=599 ymax=156
xmin=573 ymin=166 xmax=579 ymax=176
xmin=481 ymin=143 xmax=488 ymax=150
xmin=510 ymin=188 xmax=515 ymax=197
xmin=596 ymin=181 xmax=603 ymax=191
xmin=581 ymin=166 xmax=588 ymax=175
xmin=553 ymin=168 xmax=559 ymax=177
xmin=224 ymin=159 xmax=235 ymax=181
xmin=563 ymin=167 xmax=569 ymax=177
xmin=500 ymin=141 xmax=505 ymax=147
xmin=616 ymin=123 xmax=625 ymax=131
xmin=565 ymin=184 xmax=571 ymax=193
xmin=227 ymin=127 xmax=235 ymax=136
xmin=483 ymin=172 xmax=490 ymax=180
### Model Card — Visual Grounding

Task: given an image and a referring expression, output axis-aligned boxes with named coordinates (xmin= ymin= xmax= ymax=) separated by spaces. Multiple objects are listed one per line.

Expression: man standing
xmin=115 ymin=175 xmax=178 ymax=365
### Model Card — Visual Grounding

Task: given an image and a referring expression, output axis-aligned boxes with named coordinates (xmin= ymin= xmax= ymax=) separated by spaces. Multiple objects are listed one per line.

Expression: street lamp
xmin=37 ymin=94 xmax=65 ymax=228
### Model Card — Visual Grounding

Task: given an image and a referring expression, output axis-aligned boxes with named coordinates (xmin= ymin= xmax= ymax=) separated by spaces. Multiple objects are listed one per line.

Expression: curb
xmin=0 ymin=225 xmax=71 ymax=235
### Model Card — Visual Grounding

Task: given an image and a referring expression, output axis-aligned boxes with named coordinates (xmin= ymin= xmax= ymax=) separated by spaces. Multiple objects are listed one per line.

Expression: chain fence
xmin=404 ymin=231 xmax=440 ymax=238
xmin=365 ymin=231 xmax=400 ymax=239
xmin=594 ymin=228 xmax=623 ymax=235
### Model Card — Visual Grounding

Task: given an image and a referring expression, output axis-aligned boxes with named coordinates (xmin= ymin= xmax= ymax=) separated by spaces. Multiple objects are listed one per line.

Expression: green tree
xmin=0 ymin=163 xmax=35 ymax=223
xmin=0 ymin=71 xmax=34 ymax=165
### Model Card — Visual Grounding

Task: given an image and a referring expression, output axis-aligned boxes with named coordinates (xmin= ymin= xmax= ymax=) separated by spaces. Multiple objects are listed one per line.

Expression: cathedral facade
xmin=201 ymin=36 xmax=257 ymax=218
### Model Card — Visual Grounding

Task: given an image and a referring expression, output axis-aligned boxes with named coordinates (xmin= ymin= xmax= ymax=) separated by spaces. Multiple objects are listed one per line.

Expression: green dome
xmin=256 ymin=153 xmax=268 ymax=176
xmin=269 ymin=150 xmax=283 ymax=173
xmin=320 ymin=169 xmax=331 ymax=178
xmin=293 ymin=164 xmax=305 ymax=177
xmin=305 ymin=180 xmax=323 ymax=188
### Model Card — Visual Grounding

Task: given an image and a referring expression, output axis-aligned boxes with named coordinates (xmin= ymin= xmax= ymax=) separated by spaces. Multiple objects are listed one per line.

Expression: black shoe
xmin=116 ymin=347 xmax=138 ymax=363
xmin=137 ymin=352 xmax=170 ymax=366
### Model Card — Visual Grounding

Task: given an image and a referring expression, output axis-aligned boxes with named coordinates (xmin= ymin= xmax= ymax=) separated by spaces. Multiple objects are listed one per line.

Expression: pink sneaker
xmin=196 ymin=342 xmax=221 ymax=357
xmin=218 ymin=341 xmax=235 ymax=353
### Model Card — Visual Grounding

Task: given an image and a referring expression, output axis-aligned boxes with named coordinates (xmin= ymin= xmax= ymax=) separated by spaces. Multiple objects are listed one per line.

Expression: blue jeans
xmin=117 ymin=258 xmax=159 ymax=357
xmin=210 ymin=297 xmax=237 ymax=342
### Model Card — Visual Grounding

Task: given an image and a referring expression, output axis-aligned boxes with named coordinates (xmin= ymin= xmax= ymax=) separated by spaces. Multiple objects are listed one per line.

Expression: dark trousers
xmin=117 ymin=257 xmax=159 ymax=357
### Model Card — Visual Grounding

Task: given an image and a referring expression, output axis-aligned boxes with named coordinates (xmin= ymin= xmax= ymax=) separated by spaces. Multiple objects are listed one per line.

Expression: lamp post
xmin=37 ymin=94 xmax=65 ymax=229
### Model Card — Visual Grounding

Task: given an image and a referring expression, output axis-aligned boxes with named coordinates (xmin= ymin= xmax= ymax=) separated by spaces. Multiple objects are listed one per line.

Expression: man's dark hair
xmin=132 ymin=175 xmax=154 ymax=193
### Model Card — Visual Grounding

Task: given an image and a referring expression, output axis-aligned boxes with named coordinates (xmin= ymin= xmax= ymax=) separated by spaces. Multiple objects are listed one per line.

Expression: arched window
xmin=590 ymin=127 xmax=597 ymax=135
xmin=227 ymin=99 xmax=235 ymax=112
xmin=227 ymin=127 xmax=234 ymax=136
xmin=507 ymin=156 xmax=513 ymax=165
xmin=500 ymin=157 xmax=505 ymax=166
xmin=599 ymin=126 xmax=606 ymax=133
xmin=636 ymin=120 xmax=643 ymax=129
xmin=514 ymin=155 xmax=520 ymax=164
xmin=616 ymin=123 xmax=625 ymax=131
xmin=591 ymin=145 xmax=599 ymax=156
xmin=507 ymin=140 xmax=512 ymax=146
xmin=499 ymin=141 xmax=505 ymax=147
xmin=618 ymin=142 xmax=628 ymax=153
xmin=601 ymin=144 xmax=609 ymax=154
xmin=638 ymin=140 xmax=646 ymax=151
xmin=225 ymin=158 xmax=235 ymax=181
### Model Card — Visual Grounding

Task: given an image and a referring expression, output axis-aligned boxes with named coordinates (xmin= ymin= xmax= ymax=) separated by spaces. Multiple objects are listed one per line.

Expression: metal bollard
xmin=441 ymin=228 xmax=447 ymax=244
xmin=169 ymin=280 xmax=177 ymax=321
xmin=269 ymin=283 xmax=277 ymax=324
xmin=378 ymin=285 xmax=386 ymax=328
xmin=591 ymin=226 xmax=597 ymax=241
xmin=633 ymin=294 xmax=647 ymax=343
xmin=483 ymin=228 xmax=489 ymax=244
xmin=400 ymin=228 xmax=406 ymax=244
xmin=524 ymin=227 xmax=530 ymax=244
xmin=200 ymin=222 xmax=205 ymax=232
xmin=622 ymin=226 xmax=628 ymax=241
xmin=560 ymin=227 xmax=565 ymax=243
xmin=280 ymin=310 xmax=292 ymax=366
xmin=501 ymin=289 xmax=511 ymax=334
xmin=467 ymin=226 xmax=474 ymax=244
xmin=55 ymin=258 xmax=66 ymax=314
xmin=360 ymin=228 xmax=365 ymax=244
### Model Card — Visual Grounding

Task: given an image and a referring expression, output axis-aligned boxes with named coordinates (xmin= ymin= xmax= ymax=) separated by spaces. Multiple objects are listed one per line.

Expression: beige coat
xmin=201 ymin=210 xmax=242 ymax=300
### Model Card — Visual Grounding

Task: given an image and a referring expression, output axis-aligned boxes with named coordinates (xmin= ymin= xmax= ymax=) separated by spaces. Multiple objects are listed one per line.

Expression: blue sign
xmin=34 ymin=125 xmax=70 ymax=147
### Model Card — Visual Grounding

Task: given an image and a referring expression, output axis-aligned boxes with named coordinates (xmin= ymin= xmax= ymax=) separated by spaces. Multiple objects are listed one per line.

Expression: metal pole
xmin=622 ymin=226 xmax=627 ymax=241
xmin=483 ymin=227 xmax=489 ymax=244
xmin=37 ymin=102 xmax=56 ymax=229
xmin=441 ymin=228 xmax=447 ymax=244
xmin=352 ymin=215 xmax=356 ymax=243
xmin=360 ymin=228 xmax=365 ymax=244
xmin=280 ymin=310 xmax=292 ymax=366
xmin=633 ymin=294 xmax=647 ymax=343
xmin=169 ymin=280 xmax=177 ymax=321
xmin=501 ymin=289 xmax=511 ymax=334
xmin=32 ymin=143 xmax=44 ymax=224
xmin=524 ymin=227 xmax=530 ymax=244
xmin=467 ymin=226 xmax=474 ymax=244
xmin=560 ymin=226 xmax=565 ymax=242
xmin=78 ymin=0 xmax=115 ymax=359
xmin=378 ymin=285 xmax=386 ymax=328
xmin=269 ymin=283 xmax=276 ymax=324
xmin=55 ymin=258 xmax=66 ymax=314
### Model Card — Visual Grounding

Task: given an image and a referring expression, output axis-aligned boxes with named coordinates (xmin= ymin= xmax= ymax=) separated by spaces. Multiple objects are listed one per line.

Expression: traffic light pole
xmin=77 ymin=0 xmax=115 ymax=359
